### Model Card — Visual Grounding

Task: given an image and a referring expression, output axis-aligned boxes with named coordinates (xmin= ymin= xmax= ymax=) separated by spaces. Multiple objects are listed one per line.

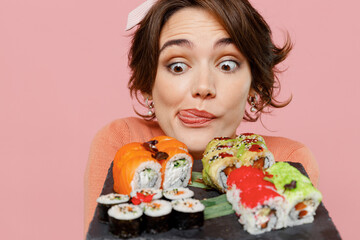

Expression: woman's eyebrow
xmin=159 ymin=39 xmax=193 ymax=53
xmin=214 ymin=38 xmax=233 ymax=48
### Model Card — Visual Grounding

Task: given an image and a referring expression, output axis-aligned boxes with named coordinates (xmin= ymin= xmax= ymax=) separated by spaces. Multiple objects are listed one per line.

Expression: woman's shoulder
xmin=94 ymin=117 xmax=165 ymax=143
xmin=262 ymin=135 xmax=319 ymax=187
xmin=262 ymin=135 xmax=306 ymax=153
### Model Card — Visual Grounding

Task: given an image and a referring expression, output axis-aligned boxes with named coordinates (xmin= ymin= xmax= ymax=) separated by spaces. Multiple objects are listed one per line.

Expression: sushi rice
xmin=131 ymin=161 xmax=162 ymax=191
xmin=162 ymin=153 xmax=193 ymax=189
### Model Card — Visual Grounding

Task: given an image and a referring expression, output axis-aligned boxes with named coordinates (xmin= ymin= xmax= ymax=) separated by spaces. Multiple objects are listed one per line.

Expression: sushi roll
xmin=163 ymin=187 xmax=194 ymax=200
xmin=226 ymin=166 xmax=275 ymax=216
xmin=237 ymin=186 xmax=285 ymax=235
xmin=107 ymin=203 xmax=143 ymax=238
xmin=226 ymin=166 xmax=285 ymax=234
xmin=202 ymin=137 xmax=237 ymax=156
xmin=143 ymin=200 xmax=172 ymax=234
xmin=149 ymin=136 xmax=194 ymax=189
xmin=96 ymin=193 xmax=130 ymax=222
xmin=266 ymin=162 xmax=322 ymax=227
xmin=113 ymin=141 xmax=162 ymax=195
xmin=236 ymin=133 xmax=275 ymax=170
xmin=171 ymin=198 xmax=205 ymax=230
xmin=201 ymin=133 xmax=274 ymax=193
xmin=130 ymin=188 xmax=163 ymax=200
xmin=202 ymin=137 xmax=240 ymax=192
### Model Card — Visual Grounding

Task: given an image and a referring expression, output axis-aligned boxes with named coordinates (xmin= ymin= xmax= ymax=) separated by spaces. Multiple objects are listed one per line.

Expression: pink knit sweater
xmin=84 ymin=117 xmax=319 ymax=234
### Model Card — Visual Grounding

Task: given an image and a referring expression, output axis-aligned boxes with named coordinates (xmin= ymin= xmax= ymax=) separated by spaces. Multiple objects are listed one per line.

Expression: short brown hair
xmin=128 ymin=0 xmax=292 ymax=121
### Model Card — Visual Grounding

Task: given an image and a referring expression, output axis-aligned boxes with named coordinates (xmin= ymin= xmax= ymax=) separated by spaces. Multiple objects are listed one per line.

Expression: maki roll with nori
xmin=143 ymin=200 xmax=172 ymax=234
xmin=266 ymin=162 xmax=322 ymax=227
xmin=171 ymin=198 xmax=205 ymax=230
xmin=163 ymin=187 xmax=194 ymax=200
xmin=107 ymin=203 xmax=143 ymax=238
xmin=96 ymin=193 xmax=130 ymax=222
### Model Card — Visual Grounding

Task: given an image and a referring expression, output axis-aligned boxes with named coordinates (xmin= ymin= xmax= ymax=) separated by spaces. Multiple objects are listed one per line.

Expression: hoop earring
xmin=146 ymin=97 xmax=154 ymax=116
xmin=249 ymin=94 xmax=257 ymax=112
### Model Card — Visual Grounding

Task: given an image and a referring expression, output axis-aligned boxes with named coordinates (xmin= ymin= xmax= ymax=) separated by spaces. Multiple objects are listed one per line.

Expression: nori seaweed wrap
xmin=171 ymin=198 xmax=205 ymax=230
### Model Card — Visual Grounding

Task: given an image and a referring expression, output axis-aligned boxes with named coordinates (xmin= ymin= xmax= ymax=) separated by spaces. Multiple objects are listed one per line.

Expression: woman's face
xmin=152 ymin=7 xmax=252 ymax=159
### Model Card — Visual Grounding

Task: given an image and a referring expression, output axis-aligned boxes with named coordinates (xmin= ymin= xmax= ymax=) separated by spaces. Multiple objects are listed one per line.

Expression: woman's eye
xmin=168 ymin=62 xmax=188 ymax=74
xmin=218 ymin=60 xmax=238 ymax=72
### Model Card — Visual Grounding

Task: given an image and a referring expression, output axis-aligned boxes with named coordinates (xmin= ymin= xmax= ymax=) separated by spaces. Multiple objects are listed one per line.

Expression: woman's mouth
xmin=177 ymin=109 xmax=216 ymax=127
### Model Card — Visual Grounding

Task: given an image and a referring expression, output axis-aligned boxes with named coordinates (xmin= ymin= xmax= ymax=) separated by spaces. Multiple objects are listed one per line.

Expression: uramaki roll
xmin=265 ymin=162 xmax=322 ymax=227
xmin=202 ymin=137 xmax=241 ymax=192
xmin=113 ymin=142 xmax=162 ymax=195
xmin=226 ymin=166 xmax=275 ymax=215
xmin=236 ymin=133 xmax=275 ymax=170
xmin=149 ymin=136 xmax=193 ymax=189
xmin=202 ymin=150 xmax=240 ymax=192
xmin=237 ymin=186 xmax=285 ymax=235
xmin=226 ymin=167 xmax=285 ymax=234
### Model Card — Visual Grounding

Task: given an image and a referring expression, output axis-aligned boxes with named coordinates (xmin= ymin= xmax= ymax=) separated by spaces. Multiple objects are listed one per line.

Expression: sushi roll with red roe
xmin=226 ymin=167 xmax=285 ymax=234
xmin=226 ymin=166 xmax=274 ymax=216
xmin=96 ymin=193 xmax=130 ymax=222
xmin=171 ymin=198 xmax=205 ymax=230
xmin=107 ymin=203 xmax=143 ymax=238
xmin=237 ymin=185 xmax=285 ymax=234
xmin=143 ymin=200 xmax=172 ymax=234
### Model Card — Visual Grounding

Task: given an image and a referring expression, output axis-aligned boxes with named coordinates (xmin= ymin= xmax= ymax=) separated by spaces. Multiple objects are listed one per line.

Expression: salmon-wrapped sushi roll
xmin=113 ymin=142 xmax=162 ymax=195
xmin=149 ymin=136 xmax=193 ymax=189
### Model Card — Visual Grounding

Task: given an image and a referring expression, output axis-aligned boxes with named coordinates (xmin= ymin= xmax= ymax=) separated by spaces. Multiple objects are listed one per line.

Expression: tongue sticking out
xmin=178 ymin=109 xmax=215 ymax=125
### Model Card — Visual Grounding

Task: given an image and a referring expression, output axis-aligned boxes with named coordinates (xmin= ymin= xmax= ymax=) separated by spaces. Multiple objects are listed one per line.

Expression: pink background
xmin=0 ymin=0 xmax=359 ymax=239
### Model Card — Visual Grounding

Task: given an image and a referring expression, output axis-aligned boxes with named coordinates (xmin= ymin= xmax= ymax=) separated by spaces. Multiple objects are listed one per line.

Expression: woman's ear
xmin=248 ymin=88 xmax=256 ymax=98
xmin=141 ymin=92 xmax=152 ymax=101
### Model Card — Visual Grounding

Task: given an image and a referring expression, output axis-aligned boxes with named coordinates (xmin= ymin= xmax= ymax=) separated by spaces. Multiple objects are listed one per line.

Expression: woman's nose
xmin=191 ymin=69 xmax=216 ymax=99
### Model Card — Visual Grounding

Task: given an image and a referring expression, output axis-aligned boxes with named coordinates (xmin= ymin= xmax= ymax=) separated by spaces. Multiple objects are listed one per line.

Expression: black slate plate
xmin=86 ymin=161 xmax=341 ymax=240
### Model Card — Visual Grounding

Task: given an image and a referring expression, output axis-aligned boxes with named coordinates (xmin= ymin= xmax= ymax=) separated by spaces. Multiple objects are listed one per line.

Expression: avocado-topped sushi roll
xmin=171 ymin=198 xmax=205 ymax=230
xmin=202 ymin=137 xmax=240 ymax=192
xmin=163 ymin=187 xmax=194 ymax=200
xmin=202 ymin=134 xmax=274 ymax=193
xmin=266 ymin=162 xmax=322 ymax=227
xmin=107 ymin=203 xmax=143 ymax=238
xmin=96 ymin=193 xmax=130 ymax=222
xmin=143 ymin=200 xmax=172 ymax=234
xmin=236 ymin=133 xmax=275 ymax=170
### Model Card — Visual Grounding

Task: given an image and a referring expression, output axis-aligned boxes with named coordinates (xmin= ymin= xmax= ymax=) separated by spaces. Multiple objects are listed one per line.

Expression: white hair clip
xmin=126 ymin=0 xmax=157 ymax=31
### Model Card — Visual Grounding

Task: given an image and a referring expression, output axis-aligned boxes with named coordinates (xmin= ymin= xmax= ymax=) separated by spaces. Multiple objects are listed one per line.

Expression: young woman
xmin=84 ymin=0 xmax=319 ymax=233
